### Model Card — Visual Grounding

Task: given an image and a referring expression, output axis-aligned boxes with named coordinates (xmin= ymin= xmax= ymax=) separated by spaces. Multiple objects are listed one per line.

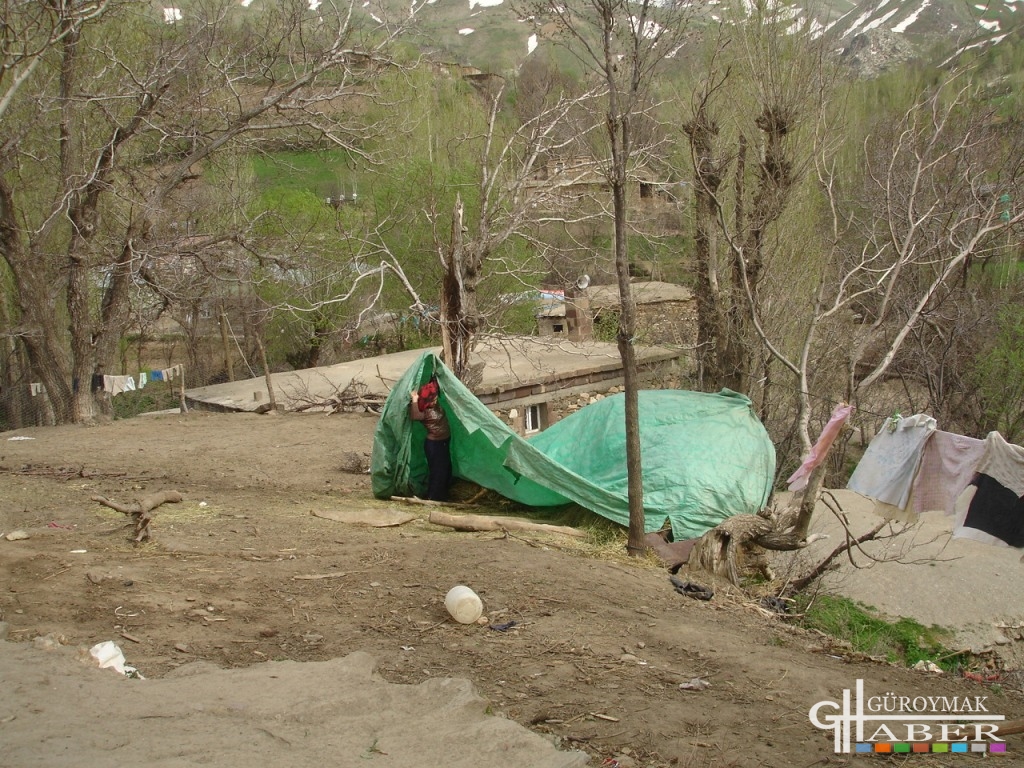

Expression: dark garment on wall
xmin=961 ymin=473 xmax=1024 ymax=548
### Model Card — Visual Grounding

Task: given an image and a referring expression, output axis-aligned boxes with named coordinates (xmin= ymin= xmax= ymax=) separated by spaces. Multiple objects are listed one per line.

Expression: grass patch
xmin=796 ymin=594 xmax=970 ymax=672
xmin=112 ymin=386 xmax=182 ymax=419
xmin=251 ymin=149 xmax=355 ymax=195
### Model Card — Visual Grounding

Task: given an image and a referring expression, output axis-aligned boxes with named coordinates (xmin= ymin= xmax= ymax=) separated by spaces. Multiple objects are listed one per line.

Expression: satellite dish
xmin=575 ymin=274 xmax=591 ymax=291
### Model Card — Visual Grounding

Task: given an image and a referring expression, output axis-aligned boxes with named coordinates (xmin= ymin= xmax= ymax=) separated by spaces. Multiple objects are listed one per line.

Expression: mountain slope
xmin=376 ymin=0 xmax=1024 ymax=74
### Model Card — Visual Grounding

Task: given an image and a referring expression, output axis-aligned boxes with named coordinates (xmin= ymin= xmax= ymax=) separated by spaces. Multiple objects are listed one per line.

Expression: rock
xmin=839 ymin=30 xmax=916 ymax=79
xmin=33 ymin=633 xmax=63 ymax=650
xmin=86 ymin=570 xmax=106 ymax=585
xmin=5 ymin=530 xmax=29 ymax=541
xmin=337 ymin=451 xmax=371 ymax=474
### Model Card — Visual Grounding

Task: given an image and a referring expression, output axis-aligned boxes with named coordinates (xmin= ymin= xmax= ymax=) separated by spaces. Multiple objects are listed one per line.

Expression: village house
xmin=536 ymin=280 xmax=697 ymax=353
xmin=184 ymin=335 xmax=686 ymax=436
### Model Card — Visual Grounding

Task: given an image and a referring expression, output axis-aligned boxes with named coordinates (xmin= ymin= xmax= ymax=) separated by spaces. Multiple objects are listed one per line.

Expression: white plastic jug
xmin=444 ymin=585 xmax=483 ymax=624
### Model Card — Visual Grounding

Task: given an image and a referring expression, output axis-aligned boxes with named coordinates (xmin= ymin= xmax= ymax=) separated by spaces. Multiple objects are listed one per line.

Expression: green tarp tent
xmin=371 ymin=351 xmax=775 ymax=540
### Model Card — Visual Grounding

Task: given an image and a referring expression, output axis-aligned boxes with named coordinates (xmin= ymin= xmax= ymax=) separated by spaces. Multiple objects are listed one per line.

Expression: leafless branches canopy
xmin=0 ymin=0 xmax=412 ymax=423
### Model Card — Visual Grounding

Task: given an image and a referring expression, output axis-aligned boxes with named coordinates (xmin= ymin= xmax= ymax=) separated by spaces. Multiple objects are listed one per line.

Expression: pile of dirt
xmin=0 ymin=639 xmax=586 ymax=768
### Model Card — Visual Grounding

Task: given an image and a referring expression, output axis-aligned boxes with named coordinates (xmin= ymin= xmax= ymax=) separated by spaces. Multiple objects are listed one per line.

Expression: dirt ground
xmin=1 ymin=410 xmax=1022 ymax=767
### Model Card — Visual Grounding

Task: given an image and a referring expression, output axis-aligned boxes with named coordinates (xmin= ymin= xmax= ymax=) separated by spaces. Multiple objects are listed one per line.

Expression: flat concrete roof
xmin=538 ymin=281 xmax=694 ymax=317
xmin=184 ymin=336 xmax=682 ymax=413
xmin=585 ymin=281 xmax=694 ymax=309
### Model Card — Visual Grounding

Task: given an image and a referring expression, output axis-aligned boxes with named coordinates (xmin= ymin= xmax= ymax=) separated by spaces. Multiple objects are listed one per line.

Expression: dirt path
xmin=1 ymin=411 xmax=1021 ymax=767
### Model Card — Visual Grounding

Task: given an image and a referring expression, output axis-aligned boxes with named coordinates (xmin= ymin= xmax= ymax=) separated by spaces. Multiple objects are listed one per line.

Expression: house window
xmin=553 ymin=323 xmax=564 ymax=333
xmin=525 ymin=404 xmax=542 ymax=434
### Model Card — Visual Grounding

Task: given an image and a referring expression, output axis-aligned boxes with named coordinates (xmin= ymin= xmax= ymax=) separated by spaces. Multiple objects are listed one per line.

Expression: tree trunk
xmin=614 ymin=177 xmax=645 ymax=556
xmin=254 ymin=331 xmax=276 ymax=410
xmin=685 ymin=108 xmax=725 ymax=390
xmin=689 ymin=449 xmax=832 ymax=585
xmin=441 ymin=196 xmax=468 ymax=380
xmin=220 ymin=310 xmax=235 ymax=382
xmin=721 ymin=134 xmax=749 ymax=393
xmin=440 ymin=193 xmax=487 ymax=386
xmin=605 ymin=66 xmax=645 ymax=554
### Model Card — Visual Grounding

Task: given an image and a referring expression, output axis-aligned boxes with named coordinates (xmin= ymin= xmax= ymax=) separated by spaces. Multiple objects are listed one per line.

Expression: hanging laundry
xmin=150 ymin=369 xmax=164 ymax=382
xmin=912 ymin=430 xmax=986 ymax=516
xmin=975 ymin=431 xmax=1024 ymax=498
xmin=103 ymin=375 xmax=135 ymax=396
xmin=161 ymin=364 xmax=182 ymax=382
xmin=847 ymin=414 xmax=937 ymax=510
xmin=29 ymin=382 xmax=44 ymax=397
xmin=137 ymin=372 xmax=147 ymax=388
xmin=950 ymin=432 xmax=1024 ymax=548
xmin=953 ymin=475 xmax=1024 ymax=548
xmin=787 ymin=403 xmax=854 ymax=492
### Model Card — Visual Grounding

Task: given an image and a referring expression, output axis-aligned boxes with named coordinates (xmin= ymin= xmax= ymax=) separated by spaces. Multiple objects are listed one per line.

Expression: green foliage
xmin=254 ymin=188 xmax=332 ymax=233
xmin=970 ymin=302 xmax=1024 ymax=443
xmin=251 ymin=149 xmax=357 ymax=196
xmin=796 ymin=595 xmax=969 ymax=671
xmin=112 ymin=386 xmax=182 ymax=419
xmin=592 ymin=310 xmax=619 ymax=343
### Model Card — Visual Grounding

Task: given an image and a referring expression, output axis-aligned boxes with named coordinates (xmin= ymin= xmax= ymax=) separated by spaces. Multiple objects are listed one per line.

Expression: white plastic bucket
xmin=444 ymin=585 xmax=483 ymax=624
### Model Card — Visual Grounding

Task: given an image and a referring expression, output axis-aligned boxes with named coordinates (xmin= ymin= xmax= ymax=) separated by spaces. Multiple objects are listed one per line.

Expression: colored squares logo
xmin=854 ymin=742 xmax=1008 ymax=754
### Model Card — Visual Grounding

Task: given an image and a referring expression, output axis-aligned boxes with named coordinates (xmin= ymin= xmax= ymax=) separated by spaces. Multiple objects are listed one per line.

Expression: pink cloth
xmin=787 ymin=404 xmax=854 ymax=491
xmin=912 ymin=430 xmax=986 ymax=515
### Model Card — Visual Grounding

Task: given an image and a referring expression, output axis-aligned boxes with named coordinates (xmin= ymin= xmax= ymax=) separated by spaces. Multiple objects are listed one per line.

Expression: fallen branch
xmin=293 ymin=572 xmax=348 ymax=581
xmin=391 ymin=495 xmax=476 ymax=508
xmin=91 ymin=490 xmax=183 ymax=542
xmin=786 ymin=520 xmax=887 ymax=595
xmin=994 ymin=718 xmax=1024 ymax=738
xmin=428 ymin=509 xmax=586 ymax=539
xmin=284 ymin=376 xmax=386 ymax=414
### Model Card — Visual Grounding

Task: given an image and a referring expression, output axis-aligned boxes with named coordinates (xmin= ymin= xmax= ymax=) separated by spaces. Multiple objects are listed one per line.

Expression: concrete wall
xmin=539 ymin=299 xmax=697 ymax=351
xmin=489 ymin=358 xmax=684 ymax=436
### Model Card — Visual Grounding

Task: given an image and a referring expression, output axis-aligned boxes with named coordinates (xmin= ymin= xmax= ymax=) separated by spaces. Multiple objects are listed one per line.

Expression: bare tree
xmin=432 ymin=78 xmax=601 ymax=383
xmin=518 ymin=0 xmax=695 ymax=554
xmin=0 ymin=0 xmax=422 ymax=424
xmin=689 ymin=69 xmax=1024 ymax=583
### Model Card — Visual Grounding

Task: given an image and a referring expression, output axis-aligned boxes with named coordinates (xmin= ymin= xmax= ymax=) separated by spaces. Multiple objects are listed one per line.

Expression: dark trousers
xmin=424 ymin=438 xmax=452 ymax=501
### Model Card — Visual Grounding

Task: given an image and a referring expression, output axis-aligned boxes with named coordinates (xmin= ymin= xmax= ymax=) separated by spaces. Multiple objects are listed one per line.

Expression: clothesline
xmin=27 ymin=365 xmax=186 ymax=400
xmin=842 ymin=414 xmax=1024 ymax=549
xmin=97 ymin=364 xmax=184 ymax=397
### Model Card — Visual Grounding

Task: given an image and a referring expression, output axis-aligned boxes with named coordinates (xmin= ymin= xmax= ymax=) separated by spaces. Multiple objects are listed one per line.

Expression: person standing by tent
xmin=410 ymin=377 xmax=452 ymax=502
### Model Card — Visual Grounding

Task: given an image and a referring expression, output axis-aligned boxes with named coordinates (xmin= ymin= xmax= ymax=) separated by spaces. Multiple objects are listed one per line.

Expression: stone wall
xmin=490 ymin=359 xmax=685 ymax=436
xmin=541 ymin=298 xmax=697 ymax=352
xmin=599 ymin=299 xmax=697 ymax=349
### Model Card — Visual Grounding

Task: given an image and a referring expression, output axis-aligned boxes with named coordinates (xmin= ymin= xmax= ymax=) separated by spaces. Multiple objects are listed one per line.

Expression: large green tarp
xmin=371 ymin=351 xmax=775 ymax=540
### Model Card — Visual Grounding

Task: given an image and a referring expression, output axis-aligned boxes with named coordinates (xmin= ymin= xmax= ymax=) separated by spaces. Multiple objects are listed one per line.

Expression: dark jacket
xmin=411 ymin=401 xmax=451 ymax=441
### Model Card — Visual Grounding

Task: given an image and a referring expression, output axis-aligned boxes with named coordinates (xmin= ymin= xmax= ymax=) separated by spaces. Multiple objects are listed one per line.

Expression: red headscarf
xmin=417 ymin=380 xmax=439 ymax=408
